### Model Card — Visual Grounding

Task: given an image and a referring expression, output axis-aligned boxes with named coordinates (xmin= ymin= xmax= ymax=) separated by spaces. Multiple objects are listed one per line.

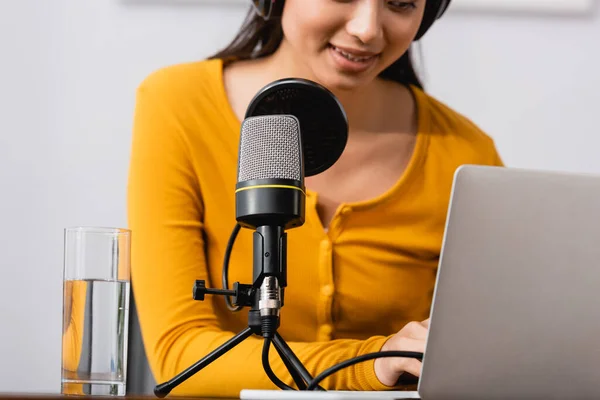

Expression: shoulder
xmin=133 ymin=58 xmax=236 ymax=144
xmin=412 ymin=86 xmax=503 ymax=166
xmin=136 ymin=58 xmax=224 ymax=106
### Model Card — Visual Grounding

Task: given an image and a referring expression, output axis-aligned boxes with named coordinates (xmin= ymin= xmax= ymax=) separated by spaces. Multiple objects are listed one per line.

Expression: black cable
xmin=306 ymin=351 xmax=424 ymax=391
xmin=262 ymin=338 xmax=296 ymax=391
xmin=222 ymin=223 xmax=242 ymax=312
xmin=271 ymin=337 xmax=308 ymax=390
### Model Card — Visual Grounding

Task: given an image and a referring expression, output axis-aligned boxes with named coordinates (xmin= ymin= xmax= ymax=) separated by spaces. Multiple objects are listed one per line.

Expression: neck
xmin=256 ymin=40 xmax=414 ymax=134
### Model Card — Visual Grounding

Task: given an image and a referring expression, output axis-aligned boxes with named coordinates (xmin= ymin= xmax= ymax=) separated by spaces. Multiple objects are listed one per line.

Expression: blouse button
xmin=321 ymin=284 xmax=334 ymax=297
xmin=319 ymin=324 xmax=333 ymax=338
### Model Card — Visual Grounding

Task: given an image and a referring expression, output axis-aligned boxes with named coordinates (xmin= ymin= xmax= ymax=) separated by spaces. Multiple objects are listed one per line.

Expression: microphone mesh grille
xmin=237 ymin=115 xmax=302 ymax=182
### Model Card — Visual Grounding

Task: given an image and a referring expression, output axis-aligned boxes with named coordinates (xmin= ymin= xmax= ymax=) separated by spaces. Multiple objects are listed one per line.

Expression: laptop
xmin=242 ymin=165 xmax=600 ymax=400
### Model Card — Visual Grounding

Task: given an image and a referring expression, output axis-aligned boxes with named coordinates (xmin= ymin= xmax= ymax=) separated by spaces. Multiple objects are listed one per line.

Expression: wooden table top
xmin=0 ymin=395 xmax=232 ymax=400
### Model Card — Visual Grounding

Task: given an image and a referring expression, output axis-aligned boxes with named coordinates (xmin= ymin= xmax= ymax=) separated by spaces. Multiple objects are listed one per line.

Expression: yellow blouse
xmin=127 ymin=58 xmax=503 ymax=398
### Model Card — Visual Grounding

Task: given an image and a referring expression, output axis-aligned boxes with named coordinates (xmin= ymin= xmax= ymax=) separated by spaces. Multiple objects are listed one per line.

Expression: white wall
xmin=0 ymin=0 xmax=66 ymax=393
xmin=422 ymin=5 xmax=600 ymax=172
xmin=0 ymin=0 xmax=247 ymax=393
xmin=0 ymin=0 xmax=598 ymax=393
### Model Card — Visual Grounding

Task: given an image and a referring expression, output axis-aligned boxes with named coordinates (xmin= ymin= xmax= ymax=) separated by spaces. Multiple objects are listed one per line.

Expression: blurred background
xmin=0 ymin=0 xmax=598 ymax=393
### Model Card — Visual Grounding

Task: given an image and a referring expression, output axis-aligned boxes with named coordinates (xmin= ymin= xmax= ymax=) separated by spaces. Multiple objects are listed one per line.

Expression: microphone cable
xmin=220 ymin=224 xmax=425 ymax=391
xmin=305 ymin=351 xmax=423 ymax=391
xmin=222 ymin=223 xmax=242 ymax=312
xmin=262 ymin=338 xmax=296 ymax=391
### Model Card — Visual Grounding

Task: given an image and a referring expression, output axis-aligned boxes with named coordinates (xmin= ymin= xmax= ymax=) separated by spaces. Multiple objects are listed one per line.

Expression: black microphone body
xmin=235 ymin=178 xmax=305 ymax=230
xmin=236 ymin=177 xmax=305 ymax=307
xmin=235 ymin=114 xmax=306 ymax=338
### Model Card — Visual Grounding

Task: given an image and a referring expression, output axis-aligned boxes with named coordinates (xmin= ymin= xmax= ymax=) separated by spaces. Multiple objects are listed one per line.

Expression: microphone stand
xmin=153 ymin=225 xmax=323 ymax=397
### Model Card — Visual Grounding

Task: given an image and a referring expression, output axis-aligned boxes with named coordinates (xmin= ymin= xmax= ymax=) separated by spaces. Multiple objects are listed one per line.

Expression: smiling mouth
xmin=329 ymin=45 xmax=379 ymax=63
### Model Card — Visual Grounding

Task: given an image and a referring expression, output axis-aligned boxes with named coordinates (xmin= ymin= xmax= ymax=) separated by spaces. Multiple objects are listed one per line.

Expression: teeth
xmin=333 ymin=46 xmax=374 ymax=62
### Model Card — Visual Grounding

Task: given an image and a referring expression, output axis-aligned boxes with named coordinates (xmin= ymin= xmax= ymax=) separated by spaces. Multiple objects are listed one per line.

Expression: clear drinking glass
xmin=61 ymin=227 xmax=131 ymax=396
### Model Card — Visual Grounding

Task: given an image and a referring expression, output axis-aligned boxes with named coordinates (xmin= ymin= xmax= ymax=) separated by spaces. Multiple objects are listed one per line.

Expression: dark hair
xmin=209 ymin=6 xmax=424 ymax=90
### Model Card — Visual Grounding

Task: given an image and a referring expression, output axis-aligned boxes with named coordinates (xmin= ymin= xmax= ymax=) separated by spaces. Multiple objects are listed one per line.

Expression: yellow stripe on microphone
xmin=235 ymin=185 xmax=306 ymax=195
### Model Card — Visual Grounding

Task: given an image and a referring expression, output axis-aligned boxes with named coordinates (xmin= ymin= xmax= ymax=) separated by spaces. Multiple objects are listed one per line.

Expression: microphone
xmin=235 ymin=114 xmax=305 ymax=337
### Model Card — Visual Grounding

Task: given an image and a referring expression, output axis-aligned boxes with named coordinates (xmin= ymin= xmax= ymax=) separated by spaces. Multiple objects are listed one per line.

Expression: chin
xmin=313 ymin=70 xmax=376 ymax=94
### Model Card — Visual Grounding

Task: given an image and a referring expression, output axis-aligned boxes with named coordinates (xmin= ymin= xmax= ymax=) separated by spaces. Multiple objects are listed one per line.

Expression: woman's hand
xmin=374 ymin=319 xmax=430 ymax=387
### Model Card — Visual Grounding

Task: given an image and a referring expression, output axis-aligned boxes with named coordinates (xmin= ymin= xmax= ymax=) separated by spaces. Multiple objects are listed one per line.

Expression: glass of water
xmin=61 ymin=227 xmax=131 ymax=396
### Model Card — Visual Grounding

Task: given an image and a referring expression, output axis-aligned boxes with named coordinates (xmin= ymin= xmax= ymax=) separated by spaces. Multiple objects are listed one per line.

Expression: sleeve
xmin=490 ymin=140 xmax=505 ymax=167
xmin=61 ymin=280 xmax=87 ymax=395
xmin=494 ymin=147 xmax=504 ymax=166
xmin=127 ymin=80 xmax=397 ymax=398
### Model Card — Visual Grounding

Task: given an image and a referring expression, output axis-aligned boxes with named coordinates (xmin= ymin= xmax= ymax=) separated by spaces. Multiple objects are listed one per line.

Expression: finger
xmin=386 ymin=337 xmax=426 ymax=380
xmin=421 ymin=318 xmax=430 ymax=329
xmin=395 ymin=336 xmax=426 ymax=354
xmin=396 ymin=359 xmax=423 ymax=378
xmin=403 ymin=321 xmax=429 ymax=340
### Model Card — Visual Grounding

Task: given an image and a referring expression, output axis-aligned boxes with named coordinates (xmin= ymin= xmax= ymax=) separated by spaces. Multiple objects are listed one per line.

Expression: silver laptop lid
xmin=419 ymin=165 xmax=600 ymax=400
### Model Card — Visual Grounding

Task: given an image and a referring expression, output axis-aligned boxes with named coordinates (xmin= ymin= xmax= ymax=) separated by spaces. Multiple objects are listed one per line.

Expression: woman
xmin=128 ymin=0 xmax=503 ymax=397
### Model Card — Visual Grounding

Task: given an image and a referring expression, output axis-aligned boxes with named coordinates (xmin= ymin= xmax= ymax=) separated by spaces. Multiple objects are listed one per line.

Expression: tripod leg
xmin=154 ymin=327 xmax=254 ymax=398
xmin=270 ymin=337 xmax=307 ymax=389
xmin=272 ymin=333 xmax=325 ymax=391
